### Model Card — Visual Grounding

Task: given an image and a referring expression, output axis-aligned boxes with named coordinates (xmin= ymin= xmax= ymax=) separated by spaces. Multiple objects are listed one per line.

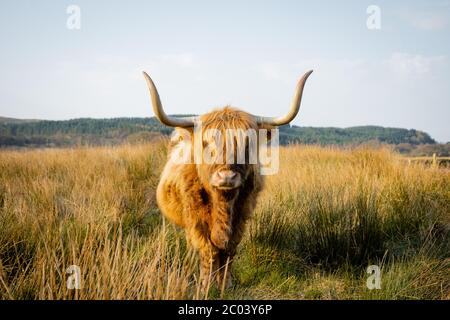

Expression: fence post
xmin=432 ymin=153 xmax=437 ymax=168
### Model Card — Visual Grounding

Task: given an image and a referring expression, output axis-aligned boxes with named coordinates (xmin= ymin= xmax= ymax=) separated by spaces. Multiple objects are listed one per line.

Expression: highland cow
xmin=142 ymin=70 xmax=313 ymax=288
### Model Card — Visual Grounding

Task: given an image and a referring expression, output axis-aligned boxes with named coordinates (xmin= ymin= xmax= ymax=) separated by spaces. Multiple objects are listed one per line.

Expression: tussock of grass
xmin=0 ymin=144 xmax=448 ymax=299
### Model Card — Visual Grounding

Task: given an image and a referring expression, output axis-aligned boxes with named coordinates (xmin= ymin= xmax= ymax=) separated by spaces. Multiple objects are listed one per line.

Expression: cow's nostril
xmin=213 ymin=170 xmax=241 ymax=189
xmin=218 ymin=170 xmax=237 ymax=179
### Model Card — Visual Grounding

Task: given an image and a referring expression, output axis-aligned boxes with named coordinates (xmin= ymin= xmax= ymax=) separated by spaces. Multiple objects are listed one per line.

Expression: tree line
xmin=1 ymin=117 xmax=448 ymax=155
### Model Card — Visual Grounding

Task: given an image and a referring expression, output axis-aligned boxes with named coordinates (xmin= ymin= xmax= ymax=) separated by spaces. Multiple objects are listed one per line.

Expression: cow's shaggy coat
xmin=156 ymin=107 xmax=267 ymax=287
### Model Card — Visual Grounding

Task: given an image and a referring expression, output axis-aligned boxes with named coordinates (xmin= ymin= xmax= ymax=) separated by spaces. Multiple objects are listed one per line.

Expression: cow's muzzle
xmin=211 ymin=170 xmax=242 ymax=190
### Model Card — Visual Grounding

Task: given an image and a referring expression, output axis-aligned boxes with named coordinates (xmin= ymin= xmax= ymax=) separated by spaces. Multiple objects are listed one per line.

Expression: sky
xmin=0 ymin=0 xmax=449 ymax=142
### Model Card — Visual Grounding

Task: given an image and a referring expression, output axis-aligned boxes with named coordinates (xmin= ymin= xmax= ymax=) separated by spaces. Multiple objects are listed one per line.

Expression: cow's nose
xmin=211 ymin=170 xmax=241 ymax=189
xmin=218 ymin=170 xmax=237 ymax=180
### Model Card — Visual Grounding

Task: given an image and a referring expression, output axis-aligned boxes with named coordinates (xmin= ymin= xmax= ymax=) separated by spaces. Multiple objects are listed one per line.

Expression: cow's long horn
xmin=255 ymin=70 xmax=313 ymax=126
xmin=143 ymin=71 xmax=196 ymax=128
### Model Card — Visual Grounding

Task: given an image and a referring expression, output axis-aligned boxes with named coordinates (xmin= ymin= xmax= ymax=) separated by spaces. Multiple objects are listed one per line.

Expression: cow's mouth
xmin=214 ymin=184 xmax=241 ymax=191
xmin=212 ymin=179 xmax=242 ymax=190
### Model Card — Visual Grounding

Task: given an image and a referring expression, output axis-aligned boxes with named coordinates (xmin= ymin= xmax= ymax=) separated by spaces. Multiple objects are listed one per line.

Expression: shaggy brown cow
xmin=143 ymin=70 xmax=313 ymax=288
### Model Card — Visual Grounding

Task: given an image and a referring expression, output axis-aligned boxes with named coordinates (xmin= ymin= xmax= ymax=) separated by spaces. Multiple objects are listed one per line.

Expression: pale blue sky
xmin=1 ymin=0 xmax=449 ymax=141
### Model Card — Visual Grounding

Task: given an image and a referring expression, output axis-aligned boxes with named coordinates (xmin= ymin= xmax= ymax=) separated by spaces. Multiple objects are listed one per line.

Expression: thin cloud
xmin=386 ymin=52 xmax=447 ymax=76
xmin=400 ymin=10 xmax=449 ymax=31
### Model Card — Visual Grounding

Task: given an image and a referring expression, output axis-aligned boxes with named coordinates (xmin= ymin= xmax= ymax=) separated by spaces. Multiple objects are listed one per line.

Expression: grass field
xmin=0 ymin=142 xmax=449 ymax=299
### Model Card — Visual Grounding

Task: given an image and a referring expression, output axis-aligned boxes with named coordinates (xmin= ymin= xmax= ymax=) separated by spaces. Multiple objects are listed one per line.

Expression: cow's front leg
xmin=216 ymin=250 xmax=233 ymax=289
xmin=199 ymin=245 xmax=220 ymax=290
xmin=215 ymin=218 xmax=247 ymax=289
xmin=186 ymin=226 xmax=220 ymax=290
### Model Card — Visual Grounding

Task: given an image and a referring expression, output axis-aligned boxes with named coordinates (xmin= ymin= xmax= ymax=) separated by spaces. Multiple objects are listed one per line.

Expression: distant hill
xmin=278 ymin=125 xmax=436 ymax=145
xmin=0 ymin=117 xmax=170 ymax=148
xmin=0 ymin=116 xmax=448 ymax=155
xmin=0 ymin=116 xmax=40 ymax=124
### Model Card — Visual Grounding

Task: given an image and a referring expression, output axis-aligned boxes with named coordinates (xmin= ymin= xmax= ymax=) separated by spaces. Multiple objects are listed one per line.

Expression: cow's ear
xmin=169 ymin=127 xmax=193 ymax=148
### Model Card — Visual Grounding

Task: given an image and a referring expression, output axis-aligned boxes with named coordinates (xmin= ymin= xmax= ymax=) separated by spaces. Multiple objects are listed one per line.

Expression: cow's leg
xmin=215 ymin=213 xmax=248 ymax=288
xmin=185 ymin=226 xmax=220 ymax=290
xmin=216 ymin=249 xmax=234 ymax=289
xmin=199 ymin=245 xmax=220 ymax=290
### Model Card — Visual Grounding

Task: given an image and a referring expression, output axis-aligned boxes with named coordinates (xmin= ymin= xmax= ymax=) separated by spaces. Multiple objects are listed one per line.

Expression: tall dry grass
xmin=0 ymin=143 xmax=448 ymax=299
